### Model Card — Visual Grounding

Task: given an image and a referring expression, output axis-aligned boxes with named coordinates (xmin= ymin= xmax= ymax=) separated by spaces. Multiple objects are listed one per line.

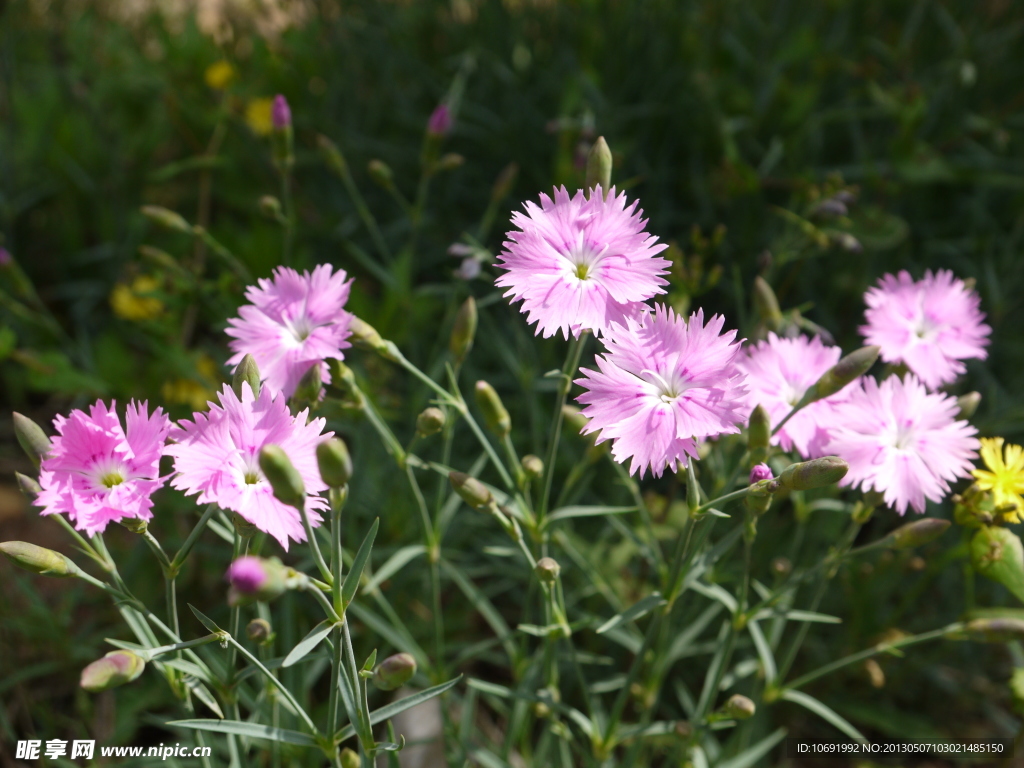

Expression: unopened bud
xmin=522 ymin=455 xmax=544 ymax=479
xmin=965 ymin=617 xmax=1024 ymax=642
xmin=864 ymin=658 xmax=885 ymax=688
xmin=317 ymin=134 xmax=348 ymax=176
xmin=119 ymin=517 xmax=149 ymax=534
xmin=449 ymin=297 xmax=477 ymax=363
xmin=834 ymin=232 xmax=863 ymax=253
xmin=247 ymin=618 xmax=274 ymax=644
xmin=491 ymin=162 xmax=519 ymax=203
xmin=0 ymin=541 xmax=76 ymax=577
xmin=271 ymin=94 xmax=292 ymax=131
xmin=427 ymin=103 xmax=453 ymax=137
xmin=294 ymin=362 xmax=323 ymax=402
xmin=367 ymin=159 xmax=393 ymax=189
xmin=723 ymin=694 xmax=756 ymax=720
xmin=258 ymin=445 xmax=306 ymax=508
xmin=348 ymin=316 xmax=386 ymax=352
xmin=232 ymin=354 xmax=261 ymax=400
xmin=885 ymin=518 xmax=950 ymax=549
xmin=752 ymin=277 xmax=783 ymax=332
xmin=141 ymin=205 xmax=191 ymax=233
xmin=317 ymin=438 xmax=353 ymax=488
xmin=957 ymin=392 xmax=981 ymax=419
xmin=258 ymin=195 xmax=282 ymax=218
xmin=416 ymin=407 xmax=446 ymax=437
xmin=373 ymin=652 xmax=417 ymax=691
xmin=585 ymin=137 xmax=612 ymax=194
xmin=535 ymin=557 xmax=561 ymax=583
xmin=749 ymin=463 xmax=773 ymax=485
xmin=449 ymin=471 xmax=493 ymax=509
xmin=81 ymin=651 xmax=145 ymax=692
xmin=803 ymin=346 xmax=879 ymax=404
xmin=475 ymin=381 xmax=511 ymax=438
xmin=15 ymin=472 xmax=42 ymax=498
xmin=340 ymin=748 xmax=360 ymax=768
xmin=779 ymin=456 xmax=849 ymax=490
xmin=970 ymin=526 xmax=1024 ymax=602
xmin=562 ymin=405 xmax=589 ymax=434
xmin=13 ymin=412 xmax=51 ymax=468
xmin=747 ymin=405 xmax=771 ymax=466
xmin=771 ymin=557 xmax=792 ymax=576
xmin=226 ymin=556 xmax=288 ymax=605
xmin=810 ymin=199 xmax=848 ymax=219
xmin=437 ymin=153 xmax=464 ymax=171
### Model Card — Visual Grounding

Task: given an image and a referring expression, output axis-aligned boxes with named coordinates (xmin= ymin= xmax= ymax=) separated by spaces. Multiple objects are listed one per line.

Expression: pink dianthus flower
xmin=36 ymin=401 xmax=170 ymax=535
xmin=860 ymin=269 xmax=989 ymax=390
xmin=226 ymin=265 xmax=353 ymax=399
xmin=824 ymin=375 xmax=979 ymax=515
xmin=495 ymin=186 xmax=671 ymax=339
xmin=167 ymin=383 xmax=330 ymax=550
xmin=575 ymin=305 xmax=748 ymax=478
xmin=738 ymin=333 xmax=844 ymax=459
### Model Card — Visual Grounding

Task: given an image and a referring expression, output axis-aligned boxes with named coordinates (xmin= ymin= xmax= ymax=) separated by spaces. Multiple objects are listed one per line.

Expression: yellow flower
xmin=205 ymin=61 xmax=236 ymax=90
xmin=972 ymin=437 xmax=1024 ymax=523
xmin=161 ymin=353 xmax=220 ymax=411
xmin=110 ymin=275 xmax=164 ymax=321
xmin=246 ymin=97 xmax=275 ymax=136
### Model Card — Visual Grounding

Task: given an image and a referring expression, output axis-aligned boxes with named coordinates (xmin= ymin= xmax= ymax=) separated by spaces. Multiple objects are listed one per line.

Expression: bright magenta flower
xmin=860 ymin=269 xmax=989 ymax=390
xmin=495 ymin=186 xmax=671 ymax=339
xmin=167 ymin=383 xmax=330 ymax=550
xmin=226 ymin=265 xmax=354 ymax=399
xmin=36 ymin=401 xmax=170 ymax=535
xmin=574 ymin=305 xmax=748 ymax=478
xmin=738 ymin=333 xmax=845 ymax=459
xmin=825 ymin=375 xmax=979 ymax=514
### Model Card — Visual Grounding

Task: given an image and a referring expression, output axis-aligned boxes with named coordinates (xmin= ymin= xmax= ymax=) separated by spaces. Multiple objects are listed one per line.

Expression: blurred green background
xmin=2 ymin=0 xmax=1024 ymax=764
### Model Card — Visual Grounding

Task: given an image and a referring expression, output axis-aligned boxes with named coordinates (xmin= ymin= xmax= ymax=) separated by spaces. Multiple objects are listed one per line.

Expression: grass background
xmin=2 ymin=0 xmax=1024 ymax=764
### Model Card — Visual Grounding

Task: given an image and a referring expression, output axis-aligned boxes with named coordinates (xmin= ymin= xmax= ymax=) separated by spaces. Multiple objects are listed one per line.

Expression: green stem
xmin=305 ymin=581 xmax=342 ymax=623
xmin=327 ymin=143 xmax=392 ymax=263
xmin=280 ymin=168 xmax=294 ymax=266
xmin=328 ymin=624 xmax=343 ymax=738
xmin=538 ymin=333 xmax=587 ymax=526
xmin=296 ymin=500 xmax=333 ymax=583
xmin=170 ymin=503 xmax=219 ymax=573
xmin=227 ymin=635 xmax=319 ymax=733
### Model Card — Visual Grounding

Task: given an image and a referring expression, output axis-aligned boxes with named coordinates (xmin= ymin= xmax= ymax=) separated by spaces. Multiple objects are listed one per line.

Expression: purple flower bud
xmin=427 ymin=103 xmax=453 ymax=136
xmin=272 ymin=95 xmax=292 ymax=131
xmin=456 ymin=257 xmax=481 ymax=280
xmin=749 ymin=463 xmax=773 ymax=484
xmin=226 ymin=556 xmax=268 ymax=593
xmin=0 ymin=248 xmax=11 ymax=267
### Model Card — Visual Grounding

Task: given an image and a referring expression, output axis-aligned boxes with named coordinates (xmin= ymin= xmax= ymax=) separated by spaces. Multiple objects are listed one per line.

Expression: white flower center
xmin=286 ymin=314 xmax=314 ymax=342
xmin=565 ymin=242 xmax=609 ymax=282
xmin=892 ymin=418 xmax=917 ymax=451
xmin=90 ymin=457 xmax=128 ymax=490
xmin=782 ymin=383 xmax=805 ymax=407
xmin=643 ymin=368 xmax=692 ymax=403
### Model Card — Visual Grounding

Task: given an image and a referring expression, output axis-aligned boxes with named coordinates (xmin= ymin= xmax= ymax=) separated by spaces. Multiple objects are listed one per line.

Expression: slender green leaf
xmin=545 ymin=505 xmax=636 ymax=525
xmin=336 ymin=677 xmax=462 ymax=742
xmin=781 ymin=689 xmax=866 ymax=741
xmin=668 ymin=603 xmax=724 ymax=662
xmin=717 ymin=727 xmax=787 ymax=768
xmin=689 ymin=581 xmax=738 ymax=613
xmin=441 ymin=560 xmax=518 ymax=664
xmin=186 ymin=680 xmax=225 ymax=719
xmin=596 ymin=593 xmax=666 ymax=634
xmin=347 ymin=601 xmax=429 ymax=669
xmin=283 ymin=620 xmax=336 ymax=668
xmin=167 ymin=719 xmax=317 ymax=746
xmin=364 ymin=545 xmax=427 ymax=593
xmin=342 ymin=518 xmax=379 ymax=607
xmin=747 ymin=620 xmax=777 ymax=685
xmin=188 ymin=604 xmax=223 ymax=633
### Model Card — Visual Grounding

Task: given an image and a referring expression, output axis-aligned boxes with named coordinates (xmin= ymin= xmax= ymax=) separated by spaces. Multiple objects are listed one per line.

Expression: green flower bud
xmin=475 ymin=381 xmax=511 ymax=438
xmin=752 ymin=277 xmax=783 ymax=333
xmin=340 ymin=748 xmax=360 ymax=768
xmin=367 ymin=159 xmax=393 ymax=189
xmin=535 ymin=557 xmax=561 ymax=583
xmin=348 ymin=316 xmax=385 ymax=351
xmin=885 ymin=518 xmax=950 ymax=550
xmin=450 ymin=297 xmax=477 ymax=363
xmin=246 ymin=618 xmax=274 ymax=645
xmin=258 ymin=445 xmax=306 ymax=509
xmin=231 ymin=512 xmax=258 ymax=539
xmin=13 ymin=412 xmax=51 ymax=468
xmin=80 ymin=650 xmax=145 ymax=692
xmin=416 ymin=407 xmax=446 ymax=437
xmin=15 ymin=472 xmax=42 ymax=498
xmin=491 ymin=162 xmax=519 ymax=203
xmin=561 ymin=405 xmax=589 ymax=433
xmin=957 ymin=391 xmax=982 ymax=419
xmin=521 ymin=455 xmax=544 ymax=480
xmin=723 ymin=694 xmax=756 ymax=720
xmin=317 ymin=438 xmax=353 ymax=488
xmin=747 ymin=404 xmax=770 ymax=466
xmin=0 ymin=541 xmax=76 ymax=577
xmin=373 ymin=652 xmax=417 ymax=691
xmin=437 ymin=152 xmax=465 ymax=171
xmin=258 ymin=195 xmax=282 ymax=219
xmin=449 ymin=471 xmax=493 ymax=509
xmin=232 ymin=354 xmax=261 ymax=400
xmin=803 ymin=346 xmax=880 ymax=404
xmin=317 ymin=134 xmax=348 ymax=176
xmin=227 ymin=556 xmax=290 ymax=606
xmin=778 ymin=456 xmax=849 ymax=491
xmin=294 ymin=362 xmax=323 ymax=403
xmin=140 ymin=205 xmax=192 ymax=233
xmin=965 ymin=617 xmax=1024 ymax=643
xmin=971 ymin=526 xmax=1024 ymax=603
xmin=119 ymin=517 xmax=149 ymax=534
xmin=585 ymin=136 xmax=612 ymax=195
